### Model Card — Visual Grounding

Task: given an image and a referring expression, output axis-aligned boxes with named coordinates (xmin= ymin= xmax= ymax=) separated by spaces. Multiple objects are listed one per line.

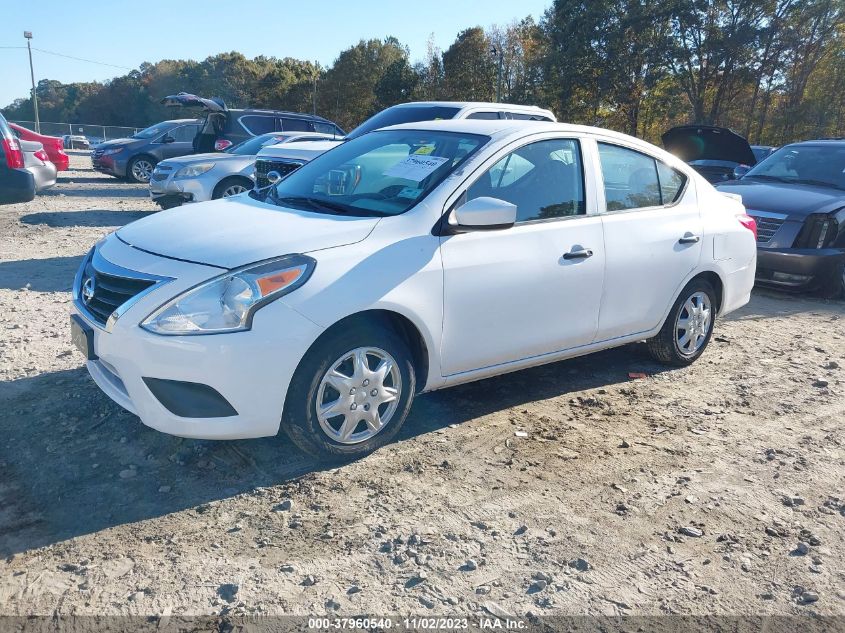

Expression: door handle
xmin=562 ymin=248 xmax=594 ymax=260
xmin=678 ymin=235 xmax=701 ymax=244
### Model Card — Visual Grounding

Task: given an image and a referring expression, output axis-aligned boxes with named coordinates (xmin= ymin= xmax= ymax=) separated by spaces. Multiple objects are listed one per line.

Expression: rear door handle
xmin=678 ymin=235 xmax=701 ymax=244
xmin=563 ymin=248 xmax=594 ymax=260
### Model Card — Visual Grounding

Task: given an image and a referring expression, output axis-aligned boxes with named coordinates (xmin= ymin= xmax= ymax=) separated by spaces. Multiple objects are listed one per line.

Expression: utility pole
xmin=24 ymin=31 xmax=40 ymax=133
xmin=491 ymin=46 xmax=504 ymax=103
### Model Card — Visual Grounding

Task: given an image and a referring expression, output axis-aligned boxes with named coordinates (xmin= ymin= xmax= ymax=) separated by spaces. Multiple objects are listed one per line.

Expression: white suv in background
xmin=72 ymin=119 xmax=756 ymax=460
xmin=253 ymin=101 xmax=556 ymax=187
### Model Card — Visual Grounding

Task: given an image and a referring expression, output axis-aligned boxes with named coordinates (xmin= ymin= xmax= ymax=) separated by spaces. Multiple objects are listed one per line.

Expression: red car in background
xmin=8 ymin=123 xmax=69 ymax=171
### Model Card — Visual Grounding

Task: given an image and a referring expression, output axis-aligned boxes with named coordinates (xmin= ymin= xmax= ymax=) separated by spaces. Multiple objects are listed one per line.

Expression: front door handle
xmin=678 ymin=235 xmax=701 ymax=244
xmin=563 ymin=248 xmax=594 ymax=260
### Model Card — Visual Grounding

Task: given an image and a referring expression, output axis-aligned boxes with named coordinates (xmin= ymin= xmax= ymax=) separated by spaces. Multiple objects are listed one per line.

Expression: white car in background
xmin=149 ymin=132 xmax=336 ymax=209
xmin=72 ymin=119 xmax=756 ymax=460
xmin=253 ymin=101 xmax=557 ymax=187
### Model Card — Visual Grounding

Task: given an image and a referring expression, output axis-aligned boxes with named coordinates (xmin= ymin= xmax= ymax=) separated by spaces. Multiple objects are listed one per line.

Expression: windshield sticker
xmin=413 ymin=144 xmax=435 ymax=155
xmin=383 ymin=155 xmax=449 ymax=181
xmin=397 ymin=186 xmax=422 ymax=199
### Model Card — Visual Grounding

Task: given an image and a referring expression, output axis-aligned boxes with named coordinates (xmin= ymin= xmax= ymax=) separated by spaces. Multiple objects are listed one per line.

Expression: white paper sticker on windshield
xmin=383 ymin=155 xmax=449 ymax=181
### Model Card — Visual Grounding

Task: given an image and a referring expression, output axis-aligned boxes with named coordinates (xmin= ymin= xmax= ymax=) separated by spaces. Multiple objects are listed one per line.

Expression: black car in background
xmin=0 ymin=112 xmax=36 ymax=205
xmin=716 ymin=140 xmax=845 ymax=297
xmin=92 ymin=119 xmax=202 ymax=183
xmin=160 ymin=93 xmax=345 ymax=152
xmin=662 ymin=125 xmax=758 ymax=184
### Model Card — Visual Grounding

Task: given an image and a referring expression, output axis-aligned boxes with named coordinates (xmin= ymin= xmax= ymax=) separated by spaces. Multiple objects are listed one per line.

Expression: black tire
xmin=212 ymin=176 xmax=253 ymax=200
xmin=647 ymin=278 xmax=717 ymax=366
xmin=820 ymin=261 xmax=845 ymax=300
xmin=126 ymin=155 xmax=157 ymax=184
xmin=281 ymin=323 xmax=416 ymax=460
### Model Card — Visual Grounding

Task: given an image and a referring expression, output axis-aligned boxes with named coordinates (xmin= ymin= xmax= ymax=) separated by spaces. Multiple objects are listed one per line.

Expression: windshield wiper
xmin=747 ymin=174 xmax=790 ymax=183
xmin=791 ymin=178 xmax=845 ymax=191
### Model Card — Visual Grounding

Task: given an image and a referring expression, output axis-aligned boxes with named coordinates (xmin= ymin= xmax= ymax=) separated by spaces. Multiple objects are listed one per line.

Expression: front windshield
xmin=745 ymin=145 xmax=845 ymax=190
xmin=264 ymin=129 xmax=488 ymax=217
xmin=346 ymin=106 xmax=461 ymax=140
xmin=227 ymin=133 xmax=290 ymax=155
xmin=132 ymin=124 xmax=171 ymax=140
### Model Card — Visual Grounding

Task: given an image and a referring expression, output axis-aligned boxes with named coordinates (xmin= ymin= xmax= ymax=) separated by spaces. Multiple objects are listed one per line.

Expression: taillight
xmin=737 ymin=214 xmax=757 ymax=240
xmin=34 ymin=148 xmax=49 ymax=162
xmin=1 ymin=138 xmax=24 ymax=169
xmin=215 ymin=139 xmax=233 ymax=151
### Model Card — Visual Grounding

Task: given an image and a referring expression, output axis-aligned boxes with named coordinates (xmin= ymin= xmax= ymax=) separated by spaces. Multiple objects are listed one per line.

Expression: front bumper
xmin=149 ymin=168 xmax=217 ymax=206
xmin=72 ymin=236 xmax=324 ymax=439
xmin=91 ymin=152 xmax=127 ymax=177
xmin=756 ymin=247 xmax=845 ymax=290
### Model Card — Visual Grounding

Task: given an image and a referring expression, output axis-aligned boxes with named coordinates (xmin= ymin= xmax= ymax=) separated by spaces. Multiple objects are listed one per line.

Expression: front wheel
xmin=212 ymin=176 xmax=253 ymax=199
xmin=282 ymin=324 xmax=416 ymax=460
xmin=820 ymin=261 xmax=845 ymax=300
xmin=127 ymin=156 xmax=156 ymax=184
xmin=647 ymin=279 xmax=716 ymax=366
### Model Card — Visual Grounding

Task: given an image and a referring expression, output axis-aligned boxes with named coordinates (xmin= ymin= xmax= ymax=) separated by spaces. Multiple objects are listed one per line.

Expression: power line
xmin=31 ymin=47 xmax=134 ymax=71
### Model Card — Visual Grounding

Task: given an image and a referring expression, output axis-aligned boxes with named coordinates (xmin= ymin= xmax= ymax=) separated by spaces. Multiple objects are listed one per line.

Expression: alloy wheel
xmin=222 ymin=184 xmax=248 ymax=197
xmin=131 ymin=159 xmax=154 ymax=182
xmin=675 ymin=291 xmax=712 ymax=356
xmin=316 ymin=347 xmax=401 ymax=445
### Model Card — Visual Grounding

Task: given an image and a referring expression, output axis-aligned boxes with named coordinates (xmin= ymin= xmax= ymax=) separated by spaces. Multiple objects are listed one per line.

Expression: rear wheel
xmin=647 ymin=279 xmax=716 ymax=366
xmin=212 ymin=176 xmax=253 ymax=199
xmin=282 ymin=324 xmax=416 ymax=460
xmin=127 ymin=156 xmax=156 ymax=184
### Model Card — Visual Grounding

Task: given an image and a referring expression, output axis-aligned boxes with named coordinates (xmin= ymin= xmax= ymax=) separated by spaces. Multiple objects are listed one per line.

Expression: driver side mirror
xmin=448 ymin=196 xmax=517 ymax=232
xmin=733 ymin=164 xmax=751 ymax=179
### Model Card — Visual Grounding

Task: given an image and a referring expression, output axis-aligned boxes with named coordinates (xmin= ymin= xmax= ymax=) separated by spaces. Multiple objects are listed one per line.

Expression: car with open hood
xmin=160 ymin=92 xmax=344 ymax=155
xmin=149 ymin=131 xmax=338 ymax=209
xmin=71 ymin=118 xmax=755 ymax=460
xmin=716 ymin=139 xmax=845 ymax=297
xmin=662 ymin=125 xmax=758 ymax=184
xmin=92 ymin=119 xmax=202 ymax=183
xmin=253 ymin=101 xmax=557 ymax=187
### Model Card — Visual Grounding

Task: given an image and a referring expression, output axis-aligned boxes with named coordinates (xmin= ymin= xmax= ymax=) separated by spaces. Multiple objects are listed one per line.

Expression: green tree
xmin=441 ymin=27 xmax=496 ymax=101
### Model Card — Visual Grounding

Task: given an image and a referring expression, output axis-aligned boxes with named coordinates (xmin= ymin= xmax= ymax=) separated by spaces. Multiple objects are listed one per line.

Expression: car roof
xmin=391 ymin=101 xmax=550 ymax=112
xmin=380 ymin=119 xmax=684 ymax=166
xmin=784 ymin=139 xmax=845 ymax=147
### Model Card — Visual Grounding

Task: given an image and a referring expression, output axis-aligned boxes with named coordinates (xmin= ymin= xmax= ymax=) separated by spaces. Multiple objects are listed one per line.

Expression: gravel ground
xmin=0 ymin=153 xmax=843 ymax=618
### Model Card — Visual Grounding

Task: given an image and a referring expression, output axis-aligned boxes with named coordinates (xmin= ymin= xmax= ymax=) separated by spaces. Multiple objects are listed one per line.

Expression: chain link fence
xmin=10 ymin=121 xmax=141 ymax=144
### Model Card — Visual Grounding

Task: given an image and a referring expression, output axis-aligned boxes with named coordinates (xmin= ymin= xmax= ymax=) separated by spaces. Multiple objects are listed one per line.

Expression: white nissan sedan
xmin=71 ymin=120 xmax=757 ymax=459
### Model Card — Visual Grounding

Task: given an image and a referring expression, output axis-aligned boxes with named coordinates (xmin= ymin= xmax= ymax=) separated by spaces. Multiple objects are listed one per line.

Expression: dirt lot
xmin=0 ymin=153 xmax=843 ymax=619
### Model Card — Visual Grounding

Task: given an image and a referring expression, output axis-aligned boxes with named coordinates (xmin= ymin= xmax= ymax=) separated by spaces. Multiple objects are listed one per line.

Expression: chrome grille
xmin=74 ymin=250 xmax=165 ymax=327
xmin=748 ymin=213 xmax=786 ymax=244
xmin=255 ymin=158 xmax=304 ymax=188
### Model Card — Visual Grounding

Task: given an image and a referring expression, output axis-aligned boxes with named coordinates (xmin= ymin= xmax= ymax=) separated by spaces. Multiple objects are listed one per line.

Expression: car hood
xmin=715 ymin=179 xmax=845 ymax=218
xmin=158 ymin=152 xmax=251 ymax=167
xmin=662 ymin=126 xmax=756 ymax=166
xmin=117 ymin=195 xmax=380 ymax=269
xmin=97 ymin=138 xmax=138 ymax=149
xmin=258 ymin=140 xmax=343 ymax=162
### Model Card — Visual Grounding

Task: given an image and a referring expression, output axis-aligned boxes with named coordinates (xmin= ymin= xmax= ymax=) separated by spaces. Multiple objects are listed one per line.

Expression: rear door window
xmin=466 ymin=112 xmax=501 ymax=120
xmin=280 ymin=118 xmax=313 ymax=132
xmin=240 ymin=115 xmax=278 ymax=135
xmin=598 ymin=143 xmax=661 ymax=210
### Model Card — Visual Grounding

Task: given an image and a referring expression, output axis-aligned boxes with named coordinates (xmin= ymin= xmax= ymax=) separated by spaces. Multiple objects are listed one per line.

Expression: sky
xmin=1 ymin=0 xmax=551 ymax=113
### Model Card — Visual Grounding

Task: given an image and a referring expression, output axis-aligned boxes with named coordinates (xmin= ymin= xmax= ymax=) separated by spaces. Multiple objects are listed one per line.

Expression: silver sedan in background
xmin=148 ymin=132 xmax=337 ymax=209
xmin=20 ymin=140 xmax=57 ymax=192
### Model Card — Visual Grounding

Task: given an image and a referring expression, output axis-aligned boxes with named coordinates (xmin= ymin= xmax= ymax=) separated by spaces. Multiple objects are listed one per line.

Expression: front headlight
xmin=141 ymin=254 xmax=315 ymax=335
xmin=102 ymin=147 xmax=125 ymax=155
xmin=174 ymin=163 xmax=215 ymax=179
